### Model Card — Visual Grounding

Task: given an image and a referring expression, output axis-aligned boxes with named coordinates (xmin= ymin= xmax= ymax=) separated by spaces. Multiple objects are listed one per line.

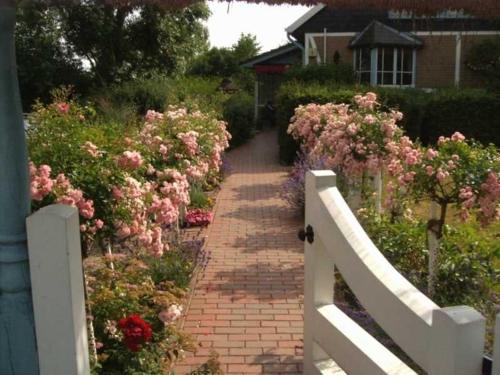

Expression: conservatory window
xmin=354 ymin=47 xmax=415 ymax=86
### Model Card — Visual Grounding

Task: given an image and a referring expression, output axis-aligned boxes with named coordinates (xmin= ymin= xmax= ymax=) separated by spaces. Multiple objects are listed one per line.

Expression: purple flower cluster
xmin=281 ymin=151 xmax=329 ymax=213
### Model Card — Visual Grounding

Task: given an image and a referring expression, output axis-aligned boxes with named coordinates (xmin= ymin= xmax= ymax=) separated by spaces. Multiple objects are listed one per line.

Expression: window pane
xmin=402 ymin=49 xmax=413 ymax=71
xmin=378 ymin=48 xmax=384 ymax=71
xmin=377 ymin=72 xmax=382 ymax=84
xmin=402 ymin=73 xmax=413 ymax=85
xmin=360 ymin=48 xmax=371 ymax=71
xmin=383 ymin=72 xmax=393 ymax=85
xmin=360 ymin=72 xmax=371 ymax=84
xmin=384 ymin=48 xmax=394 ymax=71
xmin=396 ymin=73 xmax=402 ymax=85
xmin=397 ymin=49 xmax=402 ymax=71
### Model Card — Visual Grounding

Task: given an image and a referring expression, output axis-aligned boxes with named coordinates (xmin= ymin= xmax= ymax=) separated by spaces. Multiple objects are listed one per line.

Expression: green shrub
xmin=96 ymin=74 xmax=228 ymax=117
xmin=422 ymin=89 xmax=500 ymax=145
xmin=283 ymin=63 xmax=355 ymax=85
xmin=223 ymin=92 xmax=255 ymax=147
xmin=101 ymin=74 xmax=171 ymax=114
xmin=276 ymin=82 xmax=500 ymax=164
xmin=361 ymin=212 xmax=498 ymax=325
xmin=276 ymin=82 xmax=358 ymax=164
xmin=375 ymin=87 xmax=428 ymax=141
xmin=189 ymin=184 xmax=212 ymax=209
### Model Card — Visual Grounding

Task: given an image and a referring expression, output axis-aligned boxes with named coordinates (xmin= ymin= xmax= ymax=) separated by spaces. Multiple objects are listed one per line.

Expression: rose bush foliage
xmin=27 ymin=89 xmax=229 ymax=373
xmin=28 ymin=91 xmax=230 ymax=256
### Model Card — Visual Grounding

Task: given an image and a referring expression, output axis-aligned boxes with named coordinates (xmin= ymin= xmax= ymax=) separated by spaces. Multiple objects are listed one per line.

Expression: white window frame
xmin=354 ymin=47 xmax=416 ymax=87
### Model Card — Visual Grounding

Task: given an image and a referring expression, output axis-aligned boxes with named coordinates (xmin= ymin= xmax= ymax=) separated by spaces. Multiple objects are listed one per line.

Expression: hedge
xmin=283 ymin=63 xmax=355 ymax=85
xmin=276 ymin=82 xmax=500 ymax=164
xmin=422 ymin=89 xmax=500 ymax=145
xmin=223 ymin=92 xmax=255 ymax=148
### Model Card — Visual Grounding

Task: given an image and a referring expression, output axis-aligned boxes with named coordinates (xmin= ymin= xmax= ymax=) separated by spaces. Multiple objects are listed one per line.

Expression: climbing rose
xmin=117 ymin=151 xmax=144 ymax=170
xmin=118 ymin=315 xmax=152 ymax=352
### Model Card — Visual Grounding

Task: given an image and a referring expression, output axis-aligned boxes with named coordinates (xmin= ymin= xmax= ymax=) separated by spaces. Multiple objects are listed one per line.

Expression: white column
xmin=372 ymin=171 xmax=382 ymax=214
xmin=429 ymin=306 xmax=485 ymax=375
xmin=370 ymin=48 xmax=378 ymax=86
xmin=305 ymin=33 xmax=310 ymax=65
xmin=27 ymin=204 xmax=90 ymax=375
xmin=412 ymin=49 xmax=417 ymax=87
xmin=455 ymin=33 xmax=462 ymax=87
xmin=493 ymin=314 xmax=500 ymax=375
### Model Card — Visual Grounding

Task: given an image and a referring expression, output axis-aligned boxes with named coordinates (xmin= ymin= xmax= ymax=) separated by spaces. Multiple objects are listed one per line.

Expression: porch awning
xmin=350 ymin=20 xmax=423 ymax=48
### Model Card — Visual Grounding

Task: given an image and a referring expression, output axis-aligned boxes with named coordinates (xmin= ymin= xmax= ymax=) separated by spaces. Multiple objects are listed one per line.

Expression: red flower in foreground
xmin=118 ymin=314 xmax=152 ymax=352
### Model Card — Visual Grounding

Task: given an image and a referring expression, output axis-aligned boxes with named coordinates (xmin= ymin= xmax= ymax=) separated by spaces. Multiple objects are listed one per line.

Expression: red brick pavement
xmin=176 ymin=130 xmax=304 ymax=375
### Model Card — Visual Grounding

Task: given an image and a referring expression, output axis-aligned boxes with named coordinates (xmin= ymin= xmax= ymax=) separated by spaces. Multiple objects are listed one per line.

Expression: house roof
xmin=349 ymin=21 xmax=422 ymax=48
xmin=289 ymin=7 xmax=500 ymax=42
xmin=241 ymin=44 xmax=301 ymax=68
xmin=285 ymin=4 xmax=326 ymax=33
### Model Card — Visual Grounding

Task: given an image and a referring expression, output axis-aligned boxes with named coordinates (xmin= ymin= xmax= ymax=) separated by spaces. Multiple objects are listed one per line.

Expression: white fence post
xmin=493 ymin=314 xmax=500 ymax=375
xmin=304 ymin=171 xmax=337 ymax=374
xmin=27 ymin=204 xmax=90 ymax=375
xmin=429 ymin=306 xmax=485 ymax=375
xmin=372 ymin=170 xmax=382 ymax=214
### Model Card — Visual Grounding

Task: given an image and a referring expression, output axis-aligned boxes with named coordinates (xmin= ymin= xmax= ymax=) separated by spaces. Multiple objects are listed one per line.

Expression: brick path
xmin=178 ymin=130 xmax=304 ymax=374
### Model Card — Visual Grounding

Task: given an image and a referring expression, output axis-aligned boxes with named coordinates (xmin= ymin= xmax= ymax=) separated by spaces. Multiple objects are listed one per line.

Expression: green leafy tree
xmin=232 ymin=33 xmax=260 ymax=63
xmin=59 ymin=2 xmax=210 ymax=85
xmin=188 ymin=33 xmax=260 ymax=77
xmin=15 ymin=5 xmax=90 ymax=109
xmin=466 ymin=37 xmax=500 ymax=91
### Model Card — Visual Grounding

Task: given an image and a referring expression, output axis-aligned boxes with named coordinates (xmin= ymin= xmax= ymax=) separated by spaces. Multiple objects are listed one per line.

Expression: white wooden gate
xmin=303 ymin=170 xmax=500 ymax=375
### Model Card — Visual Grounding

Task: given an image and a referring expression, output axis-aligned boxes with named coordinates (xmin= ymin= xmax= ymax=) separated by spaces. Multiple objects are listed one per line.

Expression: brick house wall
xmin=312 ymin=35 xmax=353 ymax=65
xmin=306 ymin=33 xmax=500 ymax=88
xmin=415 ymin=34 xmax=456 ymax=88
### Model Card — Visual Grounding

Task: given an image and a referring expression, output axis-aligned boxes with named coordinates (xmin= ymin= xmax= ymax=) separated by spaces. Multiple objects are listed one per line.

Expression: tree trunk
xmin=427 ymin=201 xmax=446 ymax=298
xmin=0 ymin=3 xmax=39 ymax=373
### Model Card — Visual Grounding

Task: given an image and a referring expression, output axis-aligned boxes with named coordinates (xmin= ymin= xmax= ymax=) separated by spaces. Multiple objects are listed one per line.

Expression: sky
xmin=206 ymin=1 xmax=312 ymax=53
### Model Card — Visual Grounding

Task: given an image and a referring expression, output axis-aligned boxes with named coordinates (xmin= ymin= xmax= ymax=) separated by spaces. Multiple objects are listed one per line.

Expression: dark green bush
xmin=362 ymin=214 xmax=498 ymax=313
xmin=276 ymin=82 xmax=359 ymax=164
xmin=223 ymin=92 xmax=255 ymax=148
xmin=375 ymin=87 xmax=428 ymax=141
xmin=96 ymin=74 xmax=228 ymax=116
xmin=283 ymin=63 xmax=355 ymax=85
xmin=422 ymin=89 xmax=500 ymax=145
xmin=276 ymin=82 xmax=500 ymax=164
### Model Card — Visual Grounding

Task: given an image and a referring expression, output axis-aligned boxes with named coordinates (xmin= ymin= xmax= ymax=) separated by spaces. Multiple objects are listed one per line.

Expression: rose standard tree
xmin=1 ymin=0 xmax=499 ymax=374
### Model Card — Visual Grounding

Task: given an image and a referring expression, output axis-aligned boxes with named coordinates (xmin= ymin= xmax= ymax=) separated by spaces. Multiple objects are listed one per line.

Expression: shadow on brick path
xmin=177 ymin=130 xmax=304 ymax=375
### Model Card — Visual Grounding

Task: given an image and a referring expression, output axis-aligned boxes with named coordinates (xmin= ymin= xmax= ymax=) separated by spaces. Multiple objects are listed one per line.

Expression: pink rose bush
xmin=29 ymin=162 xmax=100 ymax=236
xmin=386 ymin=132 xmax=500 ymax=226
xmin=288 ymin=93 xmax=405 ymax=179
xmin=288 ymin=92 xmax=499 ymax=227
xmin=28 ymin=98 xmax=229 ymax=257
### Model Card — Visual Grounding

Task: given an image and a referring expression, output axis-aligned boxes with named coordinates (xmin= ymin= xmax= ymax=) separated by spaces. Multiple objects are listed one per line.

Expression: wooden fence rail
xmin=303 ymin=170 xmax=499 ymax=375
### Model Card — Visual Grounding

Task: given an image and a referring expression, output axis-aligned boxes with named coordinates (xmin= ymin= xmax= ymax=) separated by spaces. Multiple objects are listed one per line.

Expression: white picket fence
xmin=27 ymin=205 xmax=90 ymax=375
xmin=303 ymin=170 xmax=500 ymax=375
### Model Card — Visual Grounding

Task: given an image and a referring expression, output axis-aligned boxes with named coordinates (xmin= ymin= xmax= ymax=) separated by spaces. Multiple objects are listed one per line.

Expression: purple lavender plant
xmin=281 ymin=151 xmax=329 ymax=214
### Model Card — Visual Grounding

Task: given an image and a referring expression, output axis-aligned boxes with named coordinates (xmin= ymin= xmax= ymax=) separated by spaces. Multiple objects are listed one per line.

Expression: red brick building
xmin=243 ymin=5 xmax=500 ymax=119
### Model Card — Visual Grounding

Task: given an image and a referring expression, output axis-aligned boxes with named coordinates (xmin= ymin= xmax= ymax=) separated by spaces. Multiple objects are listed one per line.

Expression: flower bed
xmin=27 ymin=88 xmax=229 ymax=373
xmin=285 ymin=91 xmax=500 ymax=353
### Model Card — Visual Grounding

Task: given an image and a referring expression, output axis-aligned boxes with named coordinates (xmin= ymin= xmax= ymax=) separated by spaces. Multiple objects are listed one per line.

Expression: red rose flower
xmin=118 ymin=314 xmax=152 ymax=352
xmin=56 ymin=102 xmax=70 ymax=114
